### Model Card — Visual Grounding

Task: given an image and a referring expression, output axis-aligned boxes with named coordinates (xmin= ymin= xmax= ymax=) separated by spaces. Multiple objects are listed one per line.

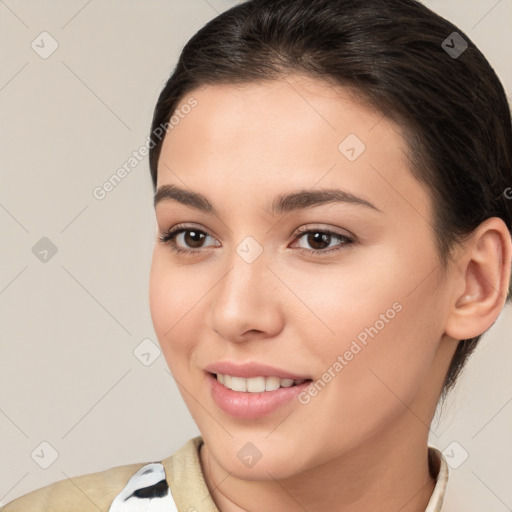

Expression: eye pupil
xmin=308 ymin=231 xmax=330 ymax=250
xmin=185 ymin=230 xmax=206 ymax=248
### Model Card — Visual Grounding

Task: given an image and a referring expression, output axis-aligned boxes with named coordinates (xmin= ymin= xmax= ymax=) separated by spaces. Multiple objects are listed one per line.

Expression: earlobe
xmin=445 ymin=218 xmax=512 ymax=341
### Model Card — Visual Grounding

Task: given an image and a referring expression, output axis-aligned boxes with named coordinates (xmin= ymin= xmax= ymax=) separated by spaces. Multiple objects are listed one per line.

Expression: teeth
xmin=215 ymin=373 xmax=306 ymax=392
xmin=230 ymin=376 xmax=247 ymax=392
xmin=247 ymin=376 xmax=266 ymax=392
xmin=264 ymin=376 xmax=280 ymax=391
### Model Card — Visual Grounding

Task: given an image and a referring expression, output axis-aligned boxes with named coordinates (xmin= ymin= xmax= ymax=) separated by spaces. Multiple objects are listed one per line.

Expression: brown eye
xmin=292 ymin=228 xmax=354 ymax=255
xmin=305 ymin=231 xmax=332 ymax=250
xmin=159 ymin=225 xmax=219 ymax=255
xmin=182 ymin=230 xmax=207 ymax=248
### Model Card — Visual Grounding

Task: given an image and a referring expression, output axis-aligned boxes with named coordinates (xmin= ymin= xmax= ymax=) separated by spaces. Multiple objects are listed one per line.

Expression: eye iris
xmin=308 ymin=231 xmax=330 ymax=250
xmin=185 ymin=230 xmax=206 ymax=248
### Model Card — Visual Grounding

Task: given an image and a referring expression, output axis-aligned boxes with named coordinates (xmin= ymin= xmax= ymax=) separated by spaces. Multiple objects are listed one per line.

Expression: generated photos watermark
xmin=92 ymin=96 xmax=198 ymax=201
xmin=298 ymin=301 xmax=403 ymax=404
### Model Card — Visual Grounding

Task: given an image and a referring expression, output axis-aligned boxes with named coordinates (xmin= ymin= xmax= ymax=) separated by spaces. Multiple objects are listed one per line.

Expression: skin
xmin=149 ymin=74 xmax=511 ymax=512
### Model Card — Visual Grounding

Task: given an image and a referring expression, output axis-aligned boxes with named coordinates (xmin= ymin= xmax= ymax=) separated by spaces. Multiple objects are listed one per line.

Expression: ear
xmin=445 ymin=217 xmax=512 ymax=341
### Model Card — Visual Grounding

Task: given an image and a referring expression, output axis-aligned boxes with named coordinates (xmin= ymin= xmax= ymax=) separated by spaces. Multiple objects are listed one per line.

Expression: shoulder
xmin=1 ymin=458 xmax=162 ymax=512
xmin=1 ymin=437 xmax=206 ymax=512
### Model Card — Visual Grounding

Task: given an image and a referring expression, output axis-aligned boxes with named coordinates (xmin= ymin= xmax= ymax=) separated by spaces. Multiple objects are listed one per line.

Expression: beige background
xmin=0 ymin=0 xmax=511 ymax=509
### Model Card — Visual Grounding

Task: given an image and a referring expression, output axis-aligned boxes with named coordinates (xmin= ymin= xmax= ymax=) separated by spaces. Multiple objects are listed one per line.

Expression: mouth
xmin=206 ymin=371 xmax=313 ymax=419
xmin=211 ymin=372 xmax=311 ymax=392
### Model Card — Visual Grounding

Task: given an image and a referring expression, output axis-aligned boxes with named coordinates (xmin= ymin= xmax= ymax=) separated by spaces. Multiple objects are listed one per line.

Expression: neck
xmin=200 ymin=413 xmax=437 ymax=512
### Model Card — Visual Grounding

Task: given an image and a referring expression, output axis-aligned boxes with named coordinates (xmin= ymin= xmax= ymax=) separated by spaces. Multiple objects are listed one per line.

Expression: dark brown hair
xmin=148 ymin=0 xmax=512 ymax=398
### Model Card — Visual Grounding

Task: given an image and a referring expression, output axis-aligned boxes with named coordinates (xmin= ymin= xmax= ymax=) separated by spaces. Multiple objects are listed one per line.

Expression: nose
xmin=209 ymin=245 xmax=284 ymax=343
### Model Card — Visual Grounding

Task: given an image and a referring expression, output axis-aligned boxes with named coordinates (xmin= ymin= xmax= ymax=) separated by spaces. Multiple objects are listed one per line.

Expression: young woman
xmin=3 ymin=0 xmax=511 ymax=511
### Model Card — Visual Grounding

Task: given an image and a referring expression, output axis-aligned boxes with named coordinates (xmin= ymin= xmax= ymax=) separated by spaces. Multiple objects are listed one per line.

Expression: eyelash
xmin=158 ymin=223 xmax=354 ymax=256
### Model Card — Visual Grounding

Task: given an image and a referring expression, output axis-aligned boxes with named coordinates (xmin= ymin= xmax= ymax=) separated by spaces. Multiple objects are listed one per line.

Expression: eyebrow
xmin=154 ymin=184 xmax=382 ymax=215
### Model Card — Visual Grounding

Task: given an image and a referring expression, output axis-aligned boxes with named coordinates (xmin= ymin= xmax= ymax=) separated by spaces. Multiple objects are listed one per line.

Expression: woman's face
xmin=149 ymin=75 xmax=456 ymax=479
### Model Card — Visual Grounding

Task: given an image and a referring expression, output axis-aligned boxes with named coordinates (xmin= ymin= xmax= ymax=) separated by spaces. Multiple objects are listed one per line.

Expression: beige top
xmin=1 ymin=436 xmax=449 ymax=511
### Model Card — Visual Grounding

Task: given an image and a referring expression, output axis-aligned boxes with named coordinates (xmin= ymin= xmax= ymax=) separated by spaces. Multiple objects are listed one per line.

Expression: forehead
xmin=156 ymin=75 xmax=432 ymax=224
xmin=168 ymin=76 xmax=401 ymax=151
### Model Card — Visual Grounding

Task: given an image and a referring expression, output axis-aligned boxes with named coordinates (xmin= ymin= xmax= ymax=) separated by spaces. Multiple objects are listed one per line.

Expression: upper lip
xmin=205 ymin=361 xmax=311 ymax=380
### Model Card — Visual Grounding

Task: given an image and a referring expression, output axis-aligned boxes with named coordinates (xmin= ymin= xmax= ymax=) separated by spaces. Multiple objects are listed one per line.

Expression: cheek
xmin=366 ymin=291 xmax=441 ymax=404
xmin=295 ymin=247 xmax=444 ymax=409
xmin=282 ymin=252 xmax=403 ymax=361
xmin=148 ymin=251 xmax=201 ymax=365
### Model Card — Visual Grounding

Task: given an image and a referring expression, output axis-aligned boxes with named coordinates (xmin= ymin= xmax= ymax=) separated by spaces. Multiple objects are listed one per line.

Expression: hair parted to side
xmin=148 ymin=0 xmax=512 ymax=398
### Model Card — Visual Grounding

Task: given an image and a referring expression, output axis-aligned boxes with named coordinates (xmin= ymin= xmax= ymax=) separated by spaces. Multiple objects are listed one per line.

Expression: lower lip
xmin=207 ymin=373 xmax=312 ymax=419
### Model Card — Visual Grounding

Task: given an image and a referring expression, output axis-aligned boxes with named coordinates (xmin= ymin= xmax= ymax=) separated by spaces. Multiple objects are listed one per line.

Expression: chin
xmin=203 ymin=429 xmax=315 ymax=481
xmin=220 ymin=451 xmax=303 ymax=481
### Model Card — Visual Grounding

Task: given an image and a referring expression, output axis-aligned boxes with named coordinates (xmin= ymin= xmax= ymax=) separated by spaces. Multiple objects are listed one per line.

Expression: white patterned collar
xmin=108 ymin=462 xmax=178 ymax=512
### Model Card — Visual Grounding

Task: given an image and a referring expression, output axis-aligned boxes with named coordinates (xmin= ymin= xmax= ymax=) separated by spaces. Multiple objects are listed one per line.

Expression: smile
xmin=215 ymin=373 xmax=308 ymax=392
xmin=207 ymin=372 xmax=313 ymax=419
